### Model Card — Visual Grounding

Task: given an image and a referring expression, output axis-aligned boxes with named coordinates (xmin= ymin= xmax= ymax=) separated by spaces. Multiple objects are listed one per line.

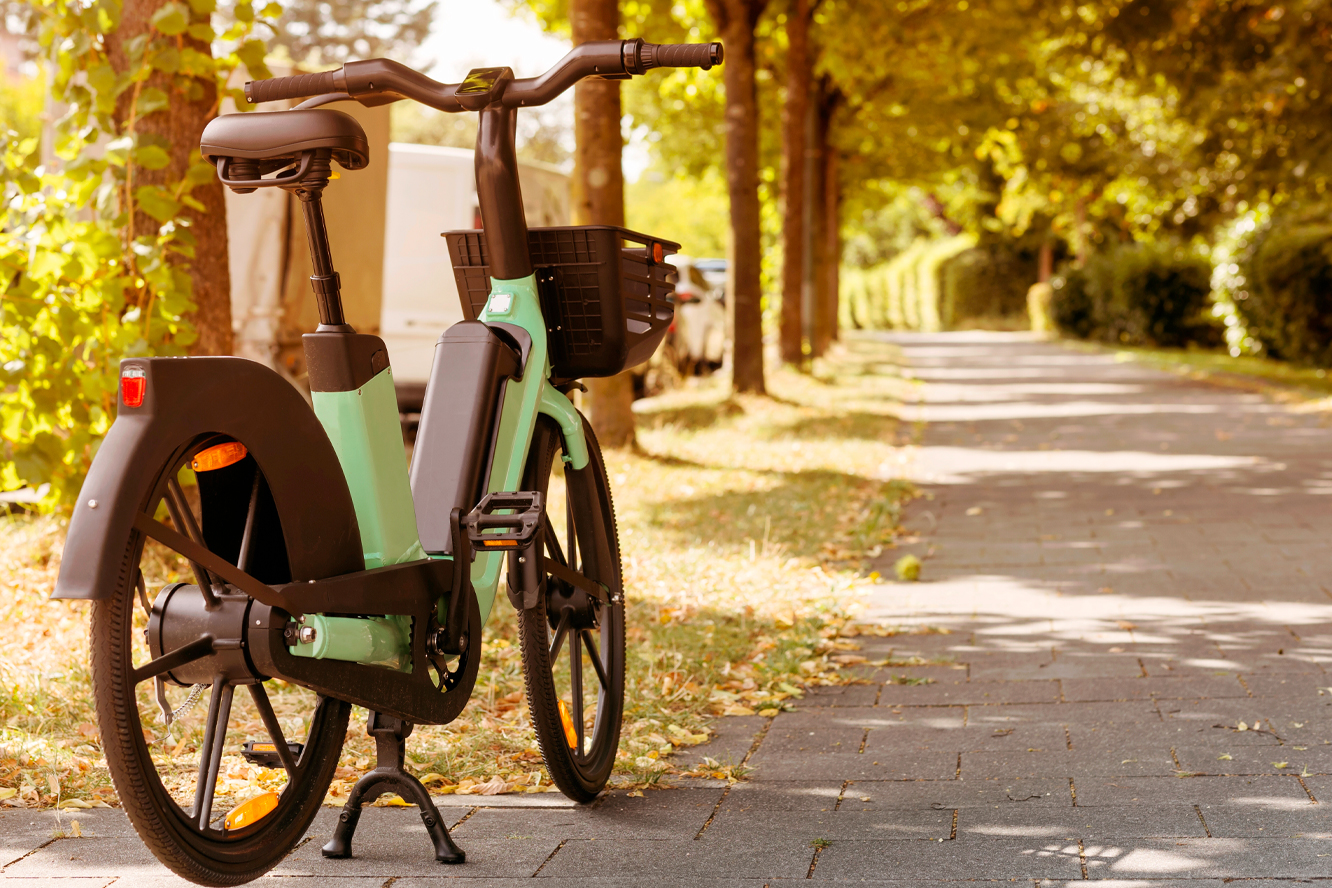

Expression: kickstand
xmin=322 ymin=710 xmax=465 ymax=864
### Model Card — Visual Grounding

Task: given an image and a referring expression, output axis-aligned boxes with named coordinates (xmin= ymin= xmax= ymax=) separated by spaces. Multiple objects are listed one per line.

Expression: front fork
xmin=294 ymin=274 xmax=586 ymax=666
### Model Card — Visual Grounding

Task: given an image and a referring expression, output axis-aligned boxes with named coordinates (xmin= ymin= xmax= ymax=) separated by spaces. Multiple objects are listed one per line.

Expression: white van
xmin=380 ymin=143 xmax=570 ymax=412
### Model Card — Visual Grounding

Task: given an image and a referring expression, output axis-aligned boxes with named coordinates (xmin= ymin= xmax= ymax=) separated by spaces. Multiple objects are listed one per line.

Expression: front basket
xmin=444 ymin=226 xmax=679 ymax=379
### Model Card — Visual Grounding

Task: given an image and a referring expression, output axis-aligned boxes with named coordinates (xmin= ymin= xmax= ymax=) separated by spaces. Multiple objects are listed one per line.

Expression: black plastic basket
xmin=444 ymin=226 xmax=680 ymax=379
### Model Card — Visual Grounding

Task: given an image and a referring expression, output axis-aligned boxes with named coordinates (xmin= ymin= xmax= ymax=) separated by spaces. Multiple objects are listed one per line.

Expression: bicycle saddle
xmin=200 ymin=109 xmax=369 ymax=170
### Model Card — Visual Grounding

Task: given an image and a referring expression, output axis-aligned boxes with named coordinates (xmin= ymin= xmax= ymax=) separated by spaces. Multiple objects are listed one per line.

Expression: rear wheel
xmin=517 ymin=415 xmax=625 ymax=802
xmin=89 ymin=436 xmax=349 ymax=886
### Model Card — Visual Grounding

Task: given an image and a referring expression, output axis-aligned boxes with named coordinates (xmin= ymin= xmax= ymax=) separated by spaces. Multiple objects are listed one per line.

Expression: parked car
xmin=666 ymin=254 xmax=726 ymax=374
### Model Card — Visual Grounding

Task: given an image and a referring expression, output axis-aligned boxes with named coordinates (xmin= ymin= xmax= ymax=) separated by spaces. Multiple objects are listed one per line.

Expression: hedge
xmin=1050 ymin=242 xmax=1215 ymax=348
xmin=1237 ymin=219 xmax=1332 ymax=366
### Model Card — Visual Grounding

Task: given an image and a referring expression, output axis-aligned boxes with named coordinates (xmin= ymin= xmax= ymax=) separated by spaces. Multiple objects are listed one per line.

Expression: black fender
xmin=53 ymin=357 xmax=364 ymax=600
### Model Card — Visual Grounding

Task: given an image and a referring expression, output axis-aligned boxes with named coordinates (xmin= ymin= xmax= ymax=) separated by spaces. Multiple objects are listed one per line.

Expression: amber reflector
xmin=192 ymin=441 xmax=248 ymax=473
xmin=652 ymin=242 xmax=664 ymax=263
xmin=224 ymin=792 xmax=278 ymax=831
xmin=557 ymin=699 xmax=578 ymax=749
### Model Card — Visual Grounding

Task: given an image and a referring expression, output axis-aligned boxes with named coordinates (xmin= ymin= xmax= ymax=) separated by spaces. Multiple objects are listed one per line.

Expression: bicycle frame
xmin=293 ymin=102 xmax=589 ymax=666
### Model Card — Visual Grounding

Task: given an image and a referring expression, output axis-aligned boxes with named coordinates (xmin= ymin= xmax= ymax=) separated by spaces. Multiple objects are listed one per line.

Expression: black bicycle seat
xmin=200 ymin=109 xmax=369 ymax=170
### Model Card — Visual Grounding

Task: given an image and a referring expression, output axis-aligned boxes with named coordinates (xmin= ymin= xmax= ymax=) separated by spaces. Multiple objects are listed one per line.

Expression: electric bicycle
xmin=53 ymin=38 xmax=723 ymax=886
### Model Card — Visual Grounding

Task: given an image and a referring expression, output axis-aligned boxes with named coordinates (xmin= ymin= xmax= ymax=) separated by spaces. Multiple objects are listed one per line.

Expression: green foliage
xmin=0 ymin=69 xmax=44 ymax=142
xmin=627 ymin=168 xmax=730 ymax=260
xmin=840 ymin=235 xmax=974 ymax=332
xmin=266 ymin=0 xmax=435 ymax=66
xmin=1050 ymin=243 xmax=1217 ymax=348
xmin=0 ymin=0 xmax=278 ymax=510
xmin=1236 ymin=212 xmax=1332 ymax=367
xmin=940 ymin=245 xmax=1035 ymax=328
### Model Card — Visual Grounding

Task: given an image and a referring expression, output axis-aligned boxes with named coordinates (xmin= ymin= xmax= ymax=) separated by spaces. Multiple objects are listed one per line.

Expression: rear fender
xmin=53 ymin=357 xmax=364 ymax=600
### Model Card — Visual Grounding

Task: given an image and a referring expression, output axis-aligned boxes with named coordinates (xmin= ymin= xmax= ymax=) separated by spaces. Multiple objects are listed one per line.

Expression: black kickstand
xmin=322 ymin=711 xmax=465 ymax=864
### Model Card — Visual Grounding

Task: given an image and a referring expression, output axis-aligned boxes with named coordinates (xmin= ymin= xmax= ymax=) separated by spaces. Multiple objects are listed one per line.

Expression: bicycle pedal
xmin=241 ymin=740 xmax=304 ymax=768
xmin=464 ymin=491 xmax=544 ymax=550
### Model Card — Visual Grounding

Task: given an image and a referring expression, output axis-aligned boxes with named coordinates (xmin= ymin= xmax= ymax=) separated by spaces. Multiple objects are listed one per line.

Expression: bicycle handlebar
xmin=244 ymin=39 xmax=724 ymax=111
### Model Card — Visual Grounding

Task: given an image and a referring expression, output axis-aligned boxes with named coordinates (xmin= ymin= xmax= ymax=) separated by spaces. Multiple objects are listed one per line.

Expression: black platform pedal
xmin=241 ymin=740 xmax=304 ymax=768
xmin=464 ymin=490 xmax=544 ymax=550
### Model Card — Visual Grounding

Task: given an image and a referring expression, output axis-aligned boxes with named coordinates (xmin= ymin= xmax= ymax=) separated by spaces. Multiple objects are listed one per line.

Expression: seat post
xmin=285 ymin=149 xmax=350 ymax=331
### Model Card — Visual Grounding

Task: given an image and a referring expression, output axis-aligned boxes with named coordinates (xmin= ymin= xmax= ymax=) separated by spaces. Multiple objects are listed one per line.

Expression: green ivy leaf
xmin=235 ymin=39 xmax=266 ymax=72
xmin=132 ymin=145 xmax=171 ymax=170
xmin=149 ymin=2 xmax=189 ymax=36
xmin=133 ymin=185 xmax=181 ymax=223
xmin=234 ymin=1 xmax=253 ymax=22
xmin=186 ymin=159 xmax=216 ymax=185
xmin=136 ymin=87 xmax=169 ymax=116
xmin=186 ymin=22 xmax=215 ymax=42
xmin=187 ymin=0 xmax=217 ymax=13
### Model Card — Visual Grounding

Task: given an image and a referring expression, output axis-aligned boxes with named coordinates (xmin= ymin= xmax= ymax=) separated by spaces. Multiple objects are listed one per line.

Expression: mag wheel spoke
xmin=193 ymin=678 xmax=234 ymax=830
xmin=248 ymin=683 xmax=297 ymax=777
xmin=581 ymin=629 xmax=609 ymax=692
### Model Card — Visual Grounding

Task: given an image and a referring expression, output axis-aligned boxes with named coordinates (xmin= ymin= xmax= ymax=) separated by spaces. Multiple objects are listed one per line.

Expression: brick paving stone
xmin=1082 ymin=837 xmax=1332 ymax=879
xmin=536 ymin=837 xmax=814 ymax=880
xmin=838 ymin=778 xmax=1072 ymax=809
xmin=1071 ymin=775 xmax=1313 ymax=807
xmin=811 ymin=836 xmax=1085 ymax=880
xmin=1199 ymin=803 xmax=1332 ymax=838
xmin=876 ymin=679 xmax=1059 ymax=707
xmin=958 ymin=804 xmax=1207 ymax=839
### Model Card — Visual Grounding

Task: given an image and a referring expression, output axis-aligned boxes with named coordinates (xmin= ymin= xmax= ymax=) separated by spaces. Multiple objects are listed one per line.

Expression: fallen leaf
xmin=758 ymin=708 xmax=780 ymax=717
xmin=69 ymin=820 xmax=81 ymax=838
xmin=1237 ymin=721 xmax=1249 ymax=732
xmin=965 ymin=506 xmax=983 ymax=516
xmin=626 ymin=790 xmax=644 ymax=798
xmin=58 ymin=799 xmax=95 ymax=809
xmin=1273 ymin=762 xmax=1290 ymax=769
xmin=473 ymin=776 xmax=509 ymax=796
xmin=0 ymin=789 xmax=16 ymax=801
xmin=1218 ymin=754 xmax=1232 ymax=761
xmin=722 ymin=705 xmax=756 ymax=717
xmin=1115 ymin=620 xmax=1138 ymax=631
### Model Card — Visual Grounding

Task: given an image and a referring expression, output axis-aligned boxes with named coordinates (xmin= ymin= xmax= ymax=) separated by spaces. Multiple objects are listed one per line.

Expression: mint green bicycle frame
xmin=293 ymin=274 xmax=589 ymax=667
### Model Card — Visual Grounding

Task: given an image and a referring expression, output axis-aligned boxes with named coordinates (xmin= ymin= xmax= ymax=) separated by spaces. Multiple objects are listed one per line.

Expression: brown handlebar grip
xmin=245 ymin=71 xmax=339 ymax=104
xmin=641 ymin=42 xmax=724 ymax=71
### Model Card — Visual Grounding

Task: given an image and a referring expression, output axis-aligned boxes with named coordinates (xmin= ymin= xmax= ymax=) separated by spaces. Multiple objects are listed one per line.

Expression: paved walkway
xmin=7 ymin=331 xmax=1332 ymax=885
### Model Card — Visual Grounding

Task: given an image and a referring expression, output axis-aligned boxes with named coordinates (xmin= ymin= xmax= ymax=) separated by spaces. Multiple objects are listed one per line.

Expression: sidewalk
xmin=6 ymin=330 xmax=1332 ymax=885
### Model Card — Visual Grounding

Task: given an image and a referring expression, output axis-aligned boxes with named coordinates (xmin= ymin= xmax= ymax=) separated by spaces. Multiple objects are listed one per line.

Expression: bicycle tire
xmin=517 ymin=413 xmax=626 ymax=802
xmin=89 ymin=437 xmax=349 ymax=886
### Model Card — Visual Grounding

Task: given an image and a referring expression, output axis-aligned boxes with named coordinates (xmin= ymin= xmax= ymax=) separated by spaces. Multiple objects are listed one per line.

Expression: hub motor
xmin=147 ymin=583 xmax=261 ymax=686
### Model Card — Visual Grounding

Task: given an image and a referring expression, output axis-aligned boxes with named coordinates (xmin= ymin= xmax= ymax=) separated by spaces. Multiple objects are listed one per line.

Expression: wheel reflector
xmin=224 ymin=791 xmax=279 ymax=830
xmin=192 ymin=441 xmax=248 ymax=472
xmin=557 ymin=699 xmax=578 ymax=748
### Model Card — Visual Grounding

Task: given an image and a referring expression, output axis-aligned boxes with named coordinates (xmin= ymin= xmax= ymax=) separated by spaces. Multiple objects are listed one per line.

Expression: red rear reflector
xmin=192 ymin=442 xmax=249 ymax=472
xmin=120 ymin=368 xmax=146 ymax=408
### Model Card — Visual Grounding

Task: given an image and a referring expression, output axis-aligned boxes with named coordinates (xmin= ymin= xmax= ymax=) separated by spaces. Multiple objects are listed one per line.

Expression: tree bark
xmin=571 ymin=0 xmax=636 ymax=448
xmin=107 ymin=0 xmax=233 ymax=356
xmin=811 ymin=77 xmax=840 ymax=357
xmin=779 ymin=0 xmax=810 ymax=366
xmin=705 ymin=0 xmax=769 ymax=395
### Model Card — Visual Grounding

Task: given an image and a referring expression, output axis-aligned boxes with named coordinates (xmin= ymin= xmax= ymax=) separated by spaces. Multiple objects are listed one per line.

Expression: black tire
xmin=89 ymin=436 xmax=349 ymax=886
xmin=517 ymin=414 xmax=625 ymax=802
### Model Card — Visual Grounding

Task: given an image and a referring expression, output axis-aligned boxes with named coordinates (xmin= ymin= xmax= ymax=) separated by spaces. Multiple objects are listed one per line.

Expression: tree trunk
xmin=706 ymin=0 xmax=769 ymax=395
xmin=570 ymin=0 xmax=636 ymax=448
xmin=811 ymin=77 xmax=839 ymax=358
xmin=822 ymin=146 xmax=840 ymax=348
xmin=107 ymin=0 xmax=233 ymax=356
xmin=779 ymin=0 xmax=810 ymax=366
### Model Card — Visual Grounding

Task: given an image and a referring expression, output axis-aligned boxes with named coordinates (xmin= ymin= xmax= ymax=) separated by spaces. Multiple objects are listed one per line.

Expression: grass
xmin=0 ymin=334 xmax=915 ymax=809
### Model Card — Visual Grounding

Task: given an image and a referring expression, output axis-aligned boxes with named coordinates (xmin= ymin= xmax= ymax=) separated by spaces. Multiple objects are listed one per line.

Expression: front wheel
xmin=517 ymin=414 xmax=626 ymax=802
xmin=89 ymin=436 xmax=349 ymax=886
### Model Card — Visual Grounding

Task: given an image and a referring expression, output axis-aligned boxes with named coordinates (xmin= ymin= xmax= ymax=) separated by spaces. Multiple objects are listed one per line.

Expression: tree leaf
xmin=135 ymin=87 xmax=169 ymax=116
xmin=133 ymin=185 xmax=181 ymax=223
xmin=150 ymin=2 xmax=189 ymax=36
xmin=132 ymin=145 xmax=171 ymax=171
